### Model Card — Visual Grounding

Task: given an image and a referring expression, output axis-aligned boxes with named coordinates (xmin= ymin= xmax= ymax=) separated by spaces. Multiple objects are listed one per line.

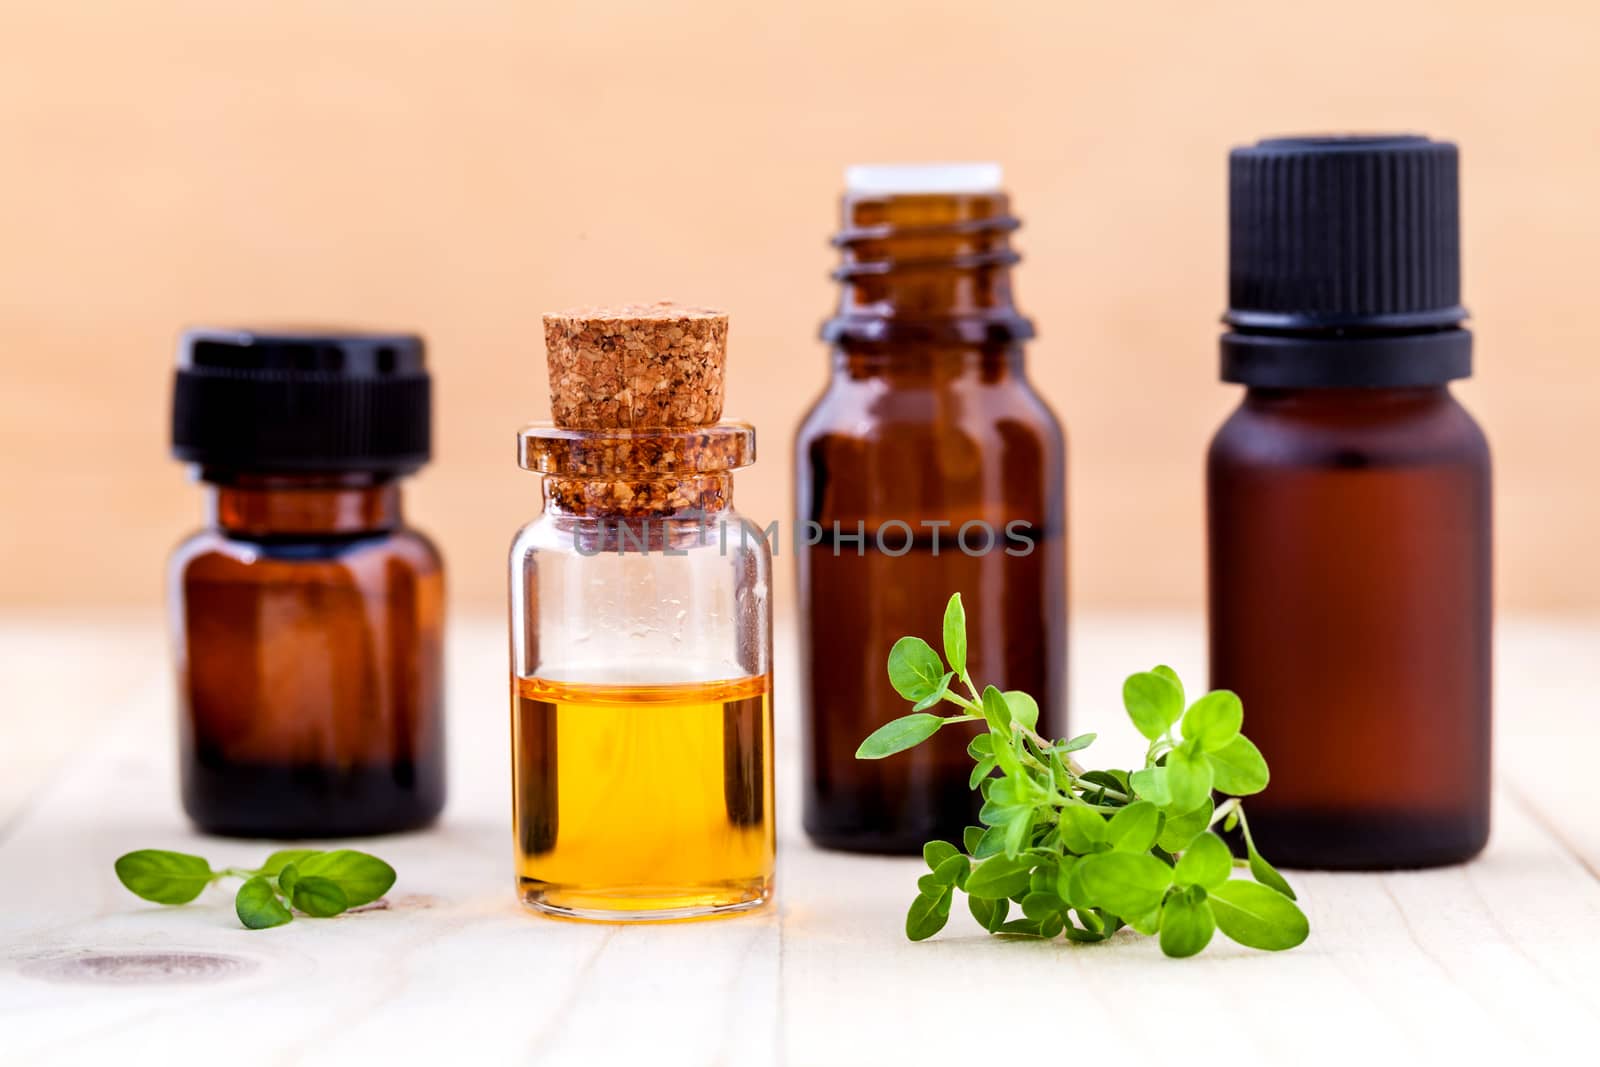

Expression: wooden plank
xmin=0 ymin=620 xmax=781 ymax=1066
xmin=0 ymin=614 xmax=164 ymax=834
xmin=1493 ymin=620 xmax=1600 ymax=876
xmin=1 ymin=615 xmax=1599 ymax=1065
xmin=779 ymin=616 xmax=1600 ymax=1064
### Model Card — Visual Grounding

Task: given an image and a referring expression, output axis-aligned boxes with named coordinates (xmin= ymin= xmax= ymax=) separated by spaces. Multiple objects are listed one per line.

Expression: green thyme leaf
xmin=1239 ymin=811 xmax=1296 ymax=899
xmin=981 ymin=685 xmax=1014 ymax=737
xmin=856 ymin=713 xmax=945 ymax=759
xmin=969 ymin=894 xmax=1008 ymax=933
xmin=1124 ymin=906 xmax=1162 ymax=936
xmin=113 ymin=850 xmax=215 ymax=905
xmin=887 ymin=637 xmax=946 ymax=701
xmin=911 ymin=672 xmax=955 ymax=711
xmin=1021 ymin=891 xmax=1066 ymax=923
xmin=1173 ymin=831 xmax=1232 ymax=889
xmin=1002 ymin=808 xmax=1033 ymax=856
xmin=290 ymin=876 xmax=349 ymax=918
xmin=235 ymin=876 xmax=292 ymax=930
xmin=991 ymin=730 xmax=1024 ymax=778
xmin=1129 ymin=765 xmax=1171 ymax=806
xmin=1157 ymin=799 xmax=1213 ymax=853
xmin=965 ymin=855 xmax=1033 ymax=900
xmin=259 ymin=849 xmax=322 ymax=876
xmin=1165 ymin=743 xmax=1214 ymax=814
xmin=1055 ymin=733 xmax=1097 ymax=755
xmin=924 ymin=840 xmax=960 ymax=870
xmin=1159 ymin=886 xmax=1216 ymax=958
xmin=1002 ymin=691 xmax=1039 ymax=732
xmin=1123 ymin=671 xmax=1184 ymax=740
xmin=1106 ymin=800 xmax=1160 ymax=853
xmin=291 ymin=850 xmax=396 ymax=907
xmin=942 ymin=593 xmax=968 ymax=677
xmin=934 ymin=855 xmax=970 ymax=889
xmin=1181 ymin=690 xmax=1243 ymax=751
xmin=1207 ymin=735 xmax=1270 ymax=795
xmin=969 ymin=756 xmax=998 ymax=789
xmin=1077 ymin=852 xmax=1173 ymax=918
xmin=1248 ymin=846 xmax=1295 ymax=898
xmin=1058 ymin=803 xmax=1109 ymax=853
xmin=278 ymin=862 xmax=302 ymax=895
xmin=906 ymin=888 xmax=953 ymax=941
xmin=1151 ymin=665 xmax=1184 ymax=706
xmin=1209 ymin=880 xmax=1309 ymax=950
xmin=970 ymin=824 xmax=1007 ymax=859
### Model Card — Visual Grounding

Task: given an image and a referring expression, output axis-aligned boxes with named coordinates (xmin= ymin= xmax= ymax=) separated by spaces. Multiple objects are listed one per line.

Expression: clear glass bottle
xmin=169 ymin=328 xmax=445 ymax=837
xmin=1208 ymin=136 xmax=1492 ymax=869
xmin=509 ymin=304 xmax=774 ymax=921
xmin=797 ymin=164 xmax=1068 ymax=854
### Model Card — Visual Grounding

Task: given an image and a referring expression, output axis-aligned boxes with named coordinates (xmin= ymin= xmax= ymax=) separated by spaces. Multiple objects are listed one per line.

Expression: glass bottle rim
xmin=518 ymin=420 xmax=755 ymax=477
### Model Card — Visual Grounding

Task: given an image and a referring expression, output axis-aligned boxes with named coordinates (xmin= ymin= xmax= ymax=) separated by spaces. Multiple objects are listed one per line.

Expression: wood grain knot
xmin=20 ymin=951 xmax=259 ymax=986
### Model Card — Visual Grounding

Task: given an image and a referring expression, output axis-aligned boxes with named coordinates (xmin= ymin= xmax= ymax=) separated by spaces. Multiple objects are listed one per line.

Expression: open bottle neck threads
xmin=523 ymin=302 xmax=752 ymax=518
xmin=1221 ymin=134 xmax=1472 ymax=388
xmin=824 ymin=162 xmax=1033 ymax=346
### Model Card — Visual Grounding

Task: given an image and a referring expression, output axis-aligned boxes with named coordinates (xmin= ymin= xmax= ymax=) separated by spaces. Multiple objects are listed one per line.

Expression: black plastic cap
xmin=172 ymin=328 xmax=432 ymax=474
xmin=1228 ymin=135 xmax=1463 ymax=330
xmin=1222 ymin=134 xmax=1472 ymax=387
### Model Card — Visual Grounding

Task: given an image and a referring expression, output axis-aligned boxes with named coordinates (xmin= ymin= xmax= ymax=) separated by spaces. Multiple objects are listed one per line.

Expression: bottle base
xmin=1242 ymin=808 xmax=1489 ymax=870
xmin=803 ymin=803 xmax=975 ymax=856
xmin=517 ymin=876 xmax=772 ymax=922
xmin=183 ymin=757 xmax=445 ymax=839
xmin=803 ymin=827 xmax=937 ymax=856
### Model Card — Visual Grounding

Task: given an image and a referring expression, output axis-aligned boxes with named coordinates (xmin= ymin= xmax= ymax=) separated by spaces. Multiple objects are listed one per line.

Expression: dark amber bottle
xmin=169 ymin=329 xmax=445 ymax=837
xmin=1208 ymin=137 xmax=1492 ymax=869
xmin=798 ymin=165 xmax=1067 ymax=854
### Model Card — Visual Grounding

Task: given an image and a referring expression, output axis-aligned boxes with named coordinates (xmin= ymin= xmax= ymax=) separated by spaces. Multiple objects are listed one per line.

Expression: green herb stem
xmin=865 ymin=592 xmax=1309 ymax=959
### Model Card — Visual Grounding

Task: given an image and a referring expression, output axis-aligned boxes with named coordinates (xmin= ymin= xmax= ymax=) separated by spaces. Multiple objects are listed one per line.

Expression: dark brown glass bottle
xmin=169 ymin=329 xmax=445 ymax=837
xmin=1208 ymin=137 xmax=1491 ymax=869
xmin=797 ymin=166 xmax=1067 ymax=854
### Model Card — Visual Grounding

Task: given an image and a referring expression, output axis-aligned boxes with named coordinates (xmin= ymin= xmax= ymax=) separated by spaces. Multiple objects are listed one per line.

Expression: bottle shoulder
xmin=1209 ymin=389 xmax=1490 ymax=471
xmin=509 ymin=508 xmax=773 ymax=593
xmin=171 ymin=524 xmax=443 ymax=581
xmin=796 ymin=368 xmax=1064 ymax=445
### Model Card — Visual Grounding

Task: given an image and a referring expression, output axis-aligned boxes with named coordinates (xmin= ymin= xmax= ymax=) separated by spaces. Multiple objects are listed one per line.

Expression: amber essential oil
xmin=512 ymin=672 xmax=774 ymax=920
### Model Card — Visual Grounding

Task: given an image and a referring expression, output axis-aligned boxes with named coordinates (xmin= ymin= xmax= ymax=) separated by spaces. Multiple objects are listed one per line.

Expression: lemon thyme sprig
xmin=856 ymin=593 xmax=1309 ymax=958
xmin=114 ymin=848 xmax=396 ymax=929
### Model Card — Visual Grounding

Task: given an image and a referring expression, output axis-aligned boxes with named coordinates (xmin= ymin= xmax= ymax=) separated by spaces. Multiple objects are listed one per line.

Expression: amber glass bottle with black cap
xmin=169 ymin=328 xmax=445 ymax=837
xmin=797 ymin=164 xmax=1068 ymax=854
xmin=1209 ymin=136 xmax=1491 ymax=869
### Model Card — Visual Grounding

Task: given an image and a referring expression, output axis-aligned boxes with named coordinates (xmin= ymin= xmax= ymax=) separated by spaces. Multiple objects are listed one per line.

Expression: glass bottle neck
xmin=204 ymin=473 xmax=403 ymax=536
xmin=1242 ymin=385 xmax=1450 ymax=415
xmin=825 ymin=189 xmax=1032 ymax=345
xmin=829 ymin=341 xmax=1025 ymax=383
xmin=540 ymin=474 xmax=735 ymax=520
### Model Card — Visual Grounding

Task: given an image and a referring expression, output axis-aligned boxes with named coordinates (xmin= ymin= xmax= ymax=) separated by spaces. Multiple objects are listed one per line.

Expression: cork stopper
xmin=543 ymin=301 xmax=727 ymax=429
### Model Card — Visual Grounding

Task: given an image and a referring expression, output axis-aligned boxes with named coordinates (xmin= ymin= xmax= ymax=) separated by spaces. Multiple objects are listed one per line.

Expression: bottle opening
xmin=844 ymin=162 xmax=1003 ymax=196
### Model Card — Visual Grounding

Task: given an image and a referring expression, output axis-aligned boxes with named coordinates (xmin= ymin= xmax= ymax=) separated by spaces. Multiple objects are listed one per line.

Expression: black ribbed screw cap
xmin=171 ymin=328 xmax=431 ymax=474
xmin=1227 ymin=135 xmax=1464 ymax=330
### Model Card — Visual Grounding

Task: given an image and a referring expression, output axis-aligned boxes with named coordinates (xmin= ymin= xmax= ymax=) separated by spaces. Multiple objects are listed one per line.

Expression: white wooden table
xmin=3 ymin=613 xmax=1599 ymax=1066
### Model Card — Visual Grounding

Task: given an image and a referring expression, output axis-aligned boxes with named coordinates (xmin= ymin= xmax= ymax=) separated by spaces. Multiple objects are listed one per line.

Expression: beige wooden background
xmin=2 ymin=1 xmax=1596 ymax=614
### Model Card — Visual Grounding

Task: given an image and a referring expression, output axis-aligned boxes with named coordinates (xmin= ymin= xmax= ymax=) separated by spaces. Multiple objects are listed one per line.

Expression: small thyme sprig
xmin=114 ymin=848 xmax=396 ymax=929
xmin=856 ymin=593 xmax=1308 ymax=958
